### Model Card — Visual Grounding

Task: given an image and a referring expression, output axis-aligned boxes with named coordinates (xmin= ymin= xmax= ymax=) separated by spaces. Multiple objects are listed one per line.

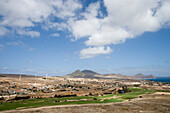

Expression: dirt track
xmin=1 ymin=92 xmax=170 ymax=113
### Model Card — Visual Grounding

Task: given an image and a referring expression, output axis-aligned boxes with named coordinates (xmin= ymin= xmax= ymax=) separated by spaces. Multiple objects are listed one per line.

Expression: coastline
xmin=146 ymin=77 xmax=170 ymax=83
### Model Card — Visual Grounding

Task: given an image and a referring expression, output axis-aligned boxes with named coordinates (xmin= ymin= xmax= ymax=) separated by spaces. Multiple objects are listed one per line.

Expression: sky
xmin=0 ymin=0 xmax=170 ymax=77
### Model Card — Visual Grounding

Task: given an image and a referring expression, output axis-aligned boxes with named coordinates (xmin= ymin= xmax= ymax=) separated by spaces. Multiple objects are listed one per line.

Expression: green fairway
xmin=0 ymin=87 xmax=155 ymax=111
xmin=120 ymin=87 xmax=155 ymax=99
xmin=96 ymin=87 xmax=155 ymax=99
xmin=0 ymin=97 xmax=122 ymax=111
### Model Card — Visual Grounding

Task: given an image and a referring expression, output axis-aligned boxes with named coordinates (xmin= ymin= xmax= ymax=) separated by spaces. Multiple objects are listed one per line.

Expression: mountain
xmin=66 ymin=70 xmax=156 ymax=79
xmin=134 ymin=73 xmax=156 ymax=79
xmin=66 ymin=70 xmax=100 ymax=78
xmin=66 ymin=70 xmax=86 ymax=78
xmin=66 ymin=70 xmax=130 ymax=79
xmin=82 ymin=70 xmax=98 ymax=75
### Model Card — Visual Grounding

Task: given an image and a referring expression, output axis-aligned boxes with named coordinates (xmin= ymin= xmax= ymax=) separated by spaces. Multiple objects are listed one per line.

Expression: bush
xmin=93 ymin=98 xmax=97 ymax=100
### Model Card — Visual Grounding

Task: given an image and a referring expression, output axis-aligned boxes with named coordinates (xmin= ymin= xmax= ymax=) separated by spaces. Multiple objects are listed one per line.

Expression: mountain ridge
xmin=66 ymin=70 xmax=156 ymax=79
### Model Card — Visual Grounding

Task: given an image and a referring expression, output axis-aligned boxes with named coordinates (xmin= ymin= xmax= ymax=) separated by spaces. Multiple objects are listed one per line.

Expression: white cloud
xmin=46 ymin=22 xmax=68 ymax=31
xmin=53 ymin=0 xmax=82 ymax=19
xmin=6 ymin=40 xmax=24 ymax=46
xmin=0 ymin=0 xmax=52 ymax=27
xmin=69 ymin=2 xmax=100 ymax=39
xmin=80 ymin=46 xmax=112 ymax=59
xmin=17 ymin=30 xmax=40 ymax=38
xmin=28 ymin=48 xmax=35 ymax=51
xmin=156 ymin=0 xmax=170 ymax=26
xmin=2 ymin=67 xmax=8 ymax=70
xmin=82 ymin=0 xmax=162 ymax=46
xmin=70 ymin=18 xmax=100 ymax=39
xmin=83 ymin=1 xmax=100 ymax=19
xmin=0 ymin=0 xmax=170 ymax=58
xmin=51 ymin=33 xmax=60 ymax=37
xmin=0 ymin=0 xmax=82 ymax=37
xmin=85 ymin=26 xmax=133 ymax=46
xmin=0 ymin=27 xmax=9 ymax=36
xmin=69 ymin=0 xmax=170 ymax=58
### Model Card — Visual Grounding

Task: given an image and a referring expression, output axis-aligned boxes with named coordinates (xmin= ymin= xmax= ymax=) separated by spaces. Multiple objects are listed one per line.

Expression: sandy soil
xmin=1 ymin=92 xmax=170 ymax=113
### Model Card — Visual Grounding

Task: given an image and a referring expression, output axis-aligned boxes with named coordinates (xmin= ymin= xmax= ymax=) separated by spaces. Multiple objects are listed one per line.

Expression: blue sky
xmin=0 ymin=0 xmax=170 ymax=76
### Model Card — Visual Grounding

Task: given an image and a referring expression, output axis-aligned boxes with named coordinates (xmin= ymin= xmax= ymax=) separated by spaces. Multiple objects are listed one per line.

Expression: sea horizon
xmin=147 ymin=77 xmax=170 ymax=83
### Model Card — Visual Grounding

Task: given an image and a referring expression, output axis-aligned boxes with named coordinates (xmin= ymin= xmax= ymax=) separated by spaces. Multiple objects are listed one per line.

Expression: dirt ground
xmin=1 ymin=92 xmax=170 ymax=113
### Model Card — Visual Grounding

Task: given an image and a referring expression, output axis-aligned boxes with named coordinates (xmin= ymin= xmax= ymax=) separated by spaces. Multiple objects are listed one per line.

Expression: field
xmin=0 ymin=87 xmax=155 ymax=111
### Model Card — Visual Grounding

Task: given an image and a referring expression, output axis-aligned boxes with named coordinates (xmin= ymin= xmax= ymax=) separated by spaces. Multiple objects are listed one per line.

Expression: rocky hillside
xmin=66 ymin=70 xmax=156 ymax=79
xmin=66 ymin=70 xmax=86 ymax=78
xmin=134 ymin=73 xmax=156 ymax=79
xmin=66 ymin=70 xmax=100 ymax=78
xmin=82 ymin=70 xmax=98 ymax=75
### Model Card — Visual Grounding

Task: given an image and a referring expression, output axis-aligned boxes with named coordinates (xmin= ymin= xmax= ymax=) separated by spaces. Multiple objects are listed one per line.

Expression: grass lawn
xmin=95 ymin=87 xmax=155 ymax=99
xmin=120 ymin=87 xmax=155 ymax=99
xmin=0 ymin=87 xmax=155 ymax=111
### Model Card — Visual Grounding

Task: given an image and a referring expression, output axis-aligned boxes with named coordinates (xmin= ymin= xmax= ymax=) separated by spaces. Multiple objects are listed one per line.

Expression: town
xmin=0 ymin=72 xmax=169 ymax=103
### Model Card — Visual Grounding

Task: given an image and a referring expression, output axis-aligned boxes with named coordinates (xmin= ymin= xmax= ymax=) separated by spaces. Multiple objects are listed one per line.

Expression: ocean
xmin=147 ymin=77 xmax=170 ymax=83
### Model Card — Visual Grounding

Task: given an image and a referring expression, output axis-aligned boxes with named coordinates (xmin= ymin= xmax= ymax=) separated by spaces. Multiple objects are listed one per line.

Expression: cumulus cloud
xmin=156 ymin=0 xmax=170 ymax=26
xmin=0 ymin=0 xmax=81 ymax=37
xmin=69 ymin=2 xmax=100 ymax=39
xmin=75 ymin=0 xmax=163 ymax=46
xmin=0 ymin=0 xmax=52 ymax=27
xmin=80 ymin=46 xmax=112 ymax=59
xmin=17 ymin=30 xmax=40 ymax=38
xmin=103 ymin=0 xmax=162 ymax=35
xmin=70 ymin=18 xmax=100 ymax=39
xmin=0 ymin=0 xmax=170 ymax=58
xmin=73 ymin=0 xmax=170 ymax=58
xmin=51 ymin=33 xmax=60 ymax=37
xmin=85 ymin=26 xmax=133 ymax=46
xmin=0 ymin=27 xmax=9 ymax=36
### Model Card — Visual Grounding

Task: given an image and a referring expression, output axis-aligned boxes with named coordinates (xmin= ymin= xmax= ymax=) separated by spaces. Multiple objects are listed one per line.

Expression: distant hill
xmin=82 ymin=70 xmax=98 ymax=75
xmin=66 ymin=70 xmax=86 ymax=78
xmin=0 ymin=74 xmax=41 ymax=78
xmin=134 ymin=73 xmax=156 ymax=79
xmin=66 ymin=70 xmax=156 ymax=79
xmin=66 ymin=70 xmax=102 ymax=79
